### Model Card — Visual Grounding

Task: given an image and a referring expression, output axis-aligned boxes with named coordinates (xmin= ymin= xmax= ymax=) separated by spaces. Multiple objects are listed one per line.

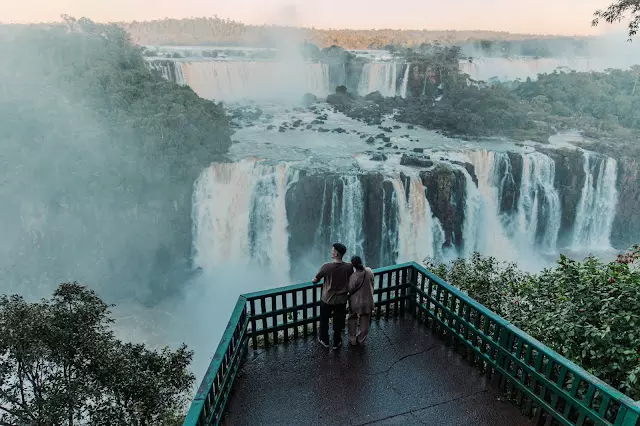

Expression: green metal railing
xmin=184 ymin=262 xmax=640 ymax=426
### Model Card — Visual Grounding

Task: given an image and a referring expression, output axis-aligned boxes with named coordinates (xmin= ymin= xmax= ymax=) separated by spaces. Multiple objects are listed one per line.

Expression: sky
xmin=0 ymin=0 xmax=623 ymax=36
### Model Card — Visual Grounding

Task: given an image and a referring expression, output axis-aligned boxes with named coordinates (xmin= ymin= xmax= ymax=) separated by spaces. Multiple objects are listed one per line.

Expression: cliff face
xmin=612 ymin=156 xmax=640 ymax=249
xmin=420 ymin=165 xmax=468 ymax=249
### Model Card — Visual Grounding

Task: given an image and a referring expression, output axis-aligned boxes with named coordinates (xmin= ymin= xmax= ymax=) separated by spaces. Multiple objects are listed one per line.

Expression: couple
xmin=312 ymin=243 xmax=374 ymax=350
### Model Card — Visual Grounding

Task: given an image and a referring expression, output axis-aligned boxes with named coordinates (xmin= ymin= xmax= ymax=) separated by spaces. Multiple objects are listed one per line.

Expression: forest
xmin=120 ymin=16 xmax=577 ymax=51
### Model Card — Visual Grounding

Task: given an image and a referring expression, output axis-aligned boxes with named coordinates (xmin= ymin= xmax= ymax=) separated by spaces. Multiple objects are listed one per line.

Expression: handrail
xmin=184 ymin=296 xmax=248 ymax=426
xmin=410 ymin=261 xmax=640 ymax=425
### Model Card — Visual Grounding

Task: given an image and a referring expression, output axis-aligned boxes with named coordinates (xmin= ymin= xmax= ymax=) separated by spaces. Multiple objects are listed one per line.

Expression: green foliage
xmin=424 ymin=246 xmax=640 ymax=399
xmin=0 ymin=283 xmax=194 ymax=425
xmin=593 ymin=0 xmax=640 ymax=38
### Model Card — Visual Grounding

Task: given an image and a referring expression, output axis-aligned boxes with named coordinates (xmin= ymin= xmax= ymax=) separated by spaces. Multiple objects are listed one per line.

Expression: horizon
xmin=0 ymin=0 xmax=625 ymax=37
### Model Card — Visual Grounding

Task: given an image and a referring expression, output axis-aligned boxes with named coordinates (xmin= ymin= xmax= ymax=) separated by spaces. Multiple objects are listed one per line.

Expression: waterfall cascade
xmin=571 ymin=152 xmax=618 ymax=250
xmin=192 ymin=149 xmax=621 ymax=281
xmin=389 ymin=176 xmax=445 ymax=263
xmin=192 ymin=160 xmax=298 ymax=282
xmin=357 ymin=62 xmax=410 ymax=98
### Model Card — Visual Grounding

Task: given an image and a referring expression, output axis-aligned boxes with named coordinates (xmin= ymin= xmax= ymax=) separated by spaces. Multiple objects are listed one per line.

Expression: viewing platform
xmin=184 ymin=262 xmax=640 ymax=426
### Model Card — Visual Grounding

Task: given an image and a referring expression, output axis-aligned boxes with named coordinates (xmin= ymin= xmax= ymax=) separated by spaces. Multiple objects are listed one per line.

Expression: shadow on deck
xmin=224 ymin=316 xmax=530 ymax=425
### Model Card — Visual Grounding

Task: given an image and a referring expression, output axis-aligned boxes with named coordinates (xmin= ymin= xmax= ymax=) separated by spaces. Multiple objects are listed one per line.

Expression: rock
xmin=318 ymin=127 xmax=330 ymax=133
xmin=370 ymin=153 xmax=387 ymax=161
xmin=292 ymin=120 xmax=302 ymax=128
xmin=392 ymin=145 xmax=398 ymax=149
xmin=375 ymin=133 xmax=386 ymax=139
xmin=267 ymin=125 xmax=275 ymax=130
xmin=366 ymin=137 xmax=375 ymax=144
xmin=279 ymin=127 xmax=286 ymax=132
xmin=376 ymin=147 xmax=384 ymax=150
xmin=612 ymin=155 xmax=640 ymax=249
xmin=413 ymin=148 xmax=424 ymax=153
xmin=311 ymin=119 xmax=324 ymax=125
xmin=393 ymin=125 xmax=401 ymax=129
xmin=407 ymin=125 xmax=415 ymax=129
xmin=384 ymin=142 xmax=393 ymax=147
xmin=360 ymin=134 xmax=367 ymax=139
xmin=379 ymin=126 xmax=393 ymax=133
xmin=382 ymin=137 xmax=391 ymax=143
xmin=306 ymin=124 xmax=313 ymax=129
xmin=400 ymin=154 xmax=433 ymax=168
xmin=332 ymin=128 xmax=347 ymax=133
xmin=335 ymin=85 xmax=348 ymax=95
xmin=364 ymin=91 xmax=384 ymax=103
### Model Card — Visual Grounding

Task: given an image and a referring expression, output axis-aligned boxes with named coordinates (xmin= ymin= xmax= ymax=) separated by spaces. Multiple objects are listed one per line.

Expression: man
xmin=312 ymin=242 xmax=353 ymax=350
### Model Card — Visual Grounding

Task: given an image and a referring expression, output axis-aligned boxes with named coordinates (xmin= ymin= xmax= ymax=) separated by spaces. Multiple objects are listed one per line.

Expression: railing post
xmin=406 ymin=265 xmax=418 ymax=318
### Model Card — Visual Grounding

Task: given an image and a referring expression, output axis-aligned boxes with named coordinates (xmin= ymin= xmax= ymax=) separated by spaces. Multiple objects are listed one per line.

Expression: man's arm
xmin=312 ymin=265 xmax=325 ymax=283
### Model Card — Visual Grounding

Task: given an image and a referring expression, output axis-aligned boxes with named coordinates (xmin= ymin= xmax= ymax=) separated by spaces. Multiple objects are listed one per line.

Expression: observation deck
xmin=183 ymin=262 xmax=640 ymax=426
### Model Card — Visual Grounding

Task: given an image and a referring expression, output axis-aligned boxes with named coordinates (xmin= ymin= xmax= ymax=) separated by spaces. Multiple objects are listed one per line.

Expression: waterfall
xmin=571 ymin=152 xmax=618 ymax=249
xmin=148 ymin=60 xmax=186 ymax=85
xmin=467 ymin=150 xmax=511 ymax=221
xmin=515 ymin=153 xmax=561 ymax=253
xmin=172 ymin=60 xmax=330 ymax=101
xmin=389 ymin=176 xmax=445 ymax=263
xmin=358 ymin=62 xmax=399 ymax=97
xmin=379 ymin=185 xmax=399 ymax=266
xmin=314 ymin=175 xmax=366 ymax=262
xmin=192 ymin=160 xmax=298 ymax=280
xmin=399 ymin=64 xmax=410 ymax=98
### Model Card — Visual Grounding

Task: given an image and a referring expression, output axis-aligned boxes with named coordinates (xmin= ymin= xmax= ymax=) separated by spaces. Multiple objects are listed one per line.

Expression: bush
xmin=425 ymin=245 xmax=640 ymax=399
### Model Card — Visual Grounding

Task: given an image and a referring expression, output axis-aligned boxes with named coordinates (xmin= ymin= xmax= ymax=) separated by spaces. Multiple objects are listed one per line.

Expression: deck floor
xmin=224 ymin=316 xmax=532 ymax=426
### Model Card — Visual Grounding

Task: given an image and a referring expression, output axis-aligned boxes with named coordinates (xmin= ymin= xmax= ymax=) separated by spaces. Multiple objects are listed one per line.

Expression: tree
xmin=593 ymin=0 xmax=640 ymax=38
xmin=0 ymin=283 xmax=194 ymax=425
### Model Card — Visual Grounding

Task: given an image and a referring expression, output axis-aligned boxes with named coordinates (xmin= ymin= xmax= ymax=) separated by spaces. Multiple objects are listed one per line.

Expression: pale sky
xmin=0 ymin=0 xmax=622 ymax=35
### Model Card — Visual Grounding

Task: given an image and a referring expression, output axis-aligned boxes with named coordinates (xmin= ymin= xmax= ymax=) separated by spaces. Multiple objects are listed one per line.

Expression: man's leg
xmin=357 ymin=314 xmax=371 ymax=345
xmin=347 ymin=312 xmax=358 ymax=345
xmin=332 ymin=303 xmax=347 ymax=346
xmin=319 ymin=302 xmax=331 ymax=346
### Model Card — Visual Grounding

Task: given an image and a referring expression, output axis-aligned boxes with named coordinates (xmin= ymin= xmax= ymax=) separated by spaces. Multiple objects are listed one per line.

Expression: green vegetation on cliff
xmin=0 ymin=18 xmax=232 ymax=304
xmin=0 ymin=283 xmax=193 ymax=425
xmin=426 ymin=247 xmax=640 ymax=400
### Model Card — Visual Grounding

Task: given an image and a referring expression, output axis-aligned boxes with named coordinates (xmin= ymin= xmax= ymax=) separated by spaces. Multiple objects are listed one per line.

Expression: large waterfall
xmin=571 ymin=152 xmax=618 ymax=250
xmin=191 ymin=160 xmax=299 ymax=282
xmin=389 ymin=176 xmax=445 ymax=263
xmin=157 ymin=60 xmax=331 ymax=101
xmin=357 ymin=63 xmax=410 ymax=98
xmin=192 ymin=147 xmax=621 ymax=282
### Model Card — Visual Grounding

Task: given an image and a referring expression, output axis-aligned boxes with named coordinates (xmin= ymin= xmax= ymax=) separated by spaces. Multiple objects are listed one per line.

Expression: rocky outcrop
xmin=540 ymin=148 xmax=586 ymax=247
xmin=499 ymin=152 xmax=523 ymax=216
xmin=612 ymin=156 xmax=640 ymax=249
xmin=420 ymin=165 xmax=467 ymax=249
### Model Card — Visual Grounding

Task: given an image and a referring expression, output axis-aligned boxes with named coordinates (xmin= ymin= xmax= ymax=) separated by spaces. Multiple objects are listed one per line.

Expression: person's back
xmin=317 ymin=261 xmax=353 ymax=305
xmin=313 ymin=242 xmax=353 ymax=349
xmin=347 ymin=257 xmax=374 ymax=346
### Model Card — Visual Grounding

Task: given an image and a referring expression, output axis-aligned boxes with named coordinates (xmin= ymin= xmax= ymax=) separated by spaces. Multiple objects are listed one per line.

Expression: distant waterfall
xmin=516 ymin=153 xmax=562 ymax=253
xmin=571 ymin=152 xmax=618 ymax=249
xmin=169 ymin=60 xmax=331 ymax=101
xmin=192 ymin=160 xmax=298 ymax=279
xmin=148 ymin=60 xmax=186 ymax=85
xmin=358 ymin=62 xmax=410 ymax=98
xmin=389 ymin=176 xmax=445 ymax=262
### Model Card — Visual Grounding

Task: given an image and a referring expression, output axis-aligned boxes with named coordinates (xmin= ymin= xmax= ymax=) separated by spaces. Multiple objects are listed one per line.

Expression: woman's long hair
xmin=351 ymin=256 xmax=364 ymax=271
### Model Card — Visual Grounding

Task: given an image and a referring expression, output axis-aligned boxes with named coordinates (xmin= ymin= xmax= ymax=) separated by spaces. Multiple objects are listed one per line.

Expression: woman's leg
xmin=347 ymin=312 xmax=358 ymax=345
xmin=357 ymin=314 xmax=371 ymax=344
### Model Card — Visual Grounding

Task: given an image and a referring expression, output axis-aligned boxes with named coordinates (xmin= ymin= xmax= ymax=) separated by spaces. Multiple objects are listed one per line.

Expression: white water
xmin=516 ymin=153 xmax=562 ymax=253
xmin=357 ymin=62 xmax=410 ymax=97
xmin=192 ymin=159 xmax=298 ymax=283
xmin=389 ymin=176 xmax=445 ymax=263
xmin=571 ymin=152 xmax=618 ymax=250
xmin=459 ymin=56 xmax=639 ymax=82
xmin=177 ymin=60 xmax=331 ymax=101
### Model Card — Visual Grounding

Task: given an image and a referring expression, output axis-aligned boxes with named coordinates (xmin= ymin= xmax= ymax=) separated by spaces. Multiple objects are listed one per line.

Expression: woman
xmin=347 ymin=256 xmax=374 ymax=346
